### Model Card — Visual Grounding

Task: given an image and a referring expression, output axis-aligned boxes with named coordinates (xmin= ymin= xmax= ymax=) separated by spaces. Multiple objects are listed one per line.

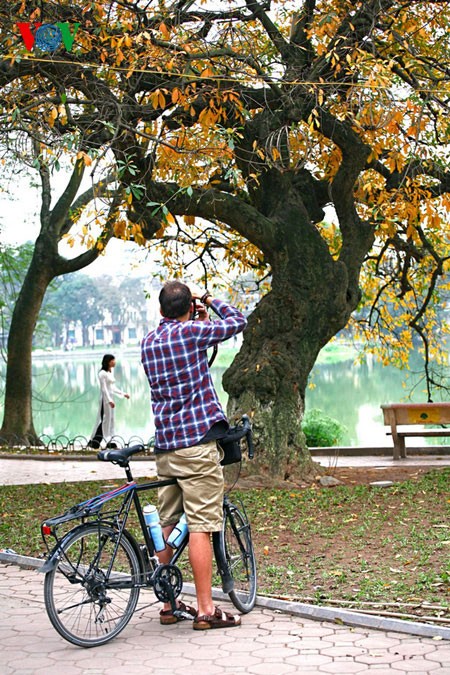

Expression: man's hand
xmin=195 ymin=301 xmax=210 ymax=322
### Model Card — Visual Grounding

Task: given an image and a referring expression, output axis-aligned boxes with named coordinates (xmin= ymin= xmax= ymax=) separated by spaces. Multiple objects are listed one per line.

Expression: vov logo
xmin=17 ymin=22 xmax=80 ymax=53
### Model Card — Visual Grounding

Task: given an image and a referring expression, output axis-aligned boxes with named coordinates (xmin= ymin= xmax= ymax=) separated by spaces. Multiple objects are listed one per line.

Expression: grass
xmin=1 ymin=468 xmax=449 ymax=623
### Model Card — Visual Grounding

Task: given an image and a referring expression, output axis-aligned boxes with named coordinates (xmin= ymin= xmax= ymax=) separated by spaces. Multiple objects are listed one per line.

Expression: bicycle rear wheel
xmin=217 ymin=502 xmax=257 ymax=613
xmin=44 ymin=523 xmax=141 ymax=647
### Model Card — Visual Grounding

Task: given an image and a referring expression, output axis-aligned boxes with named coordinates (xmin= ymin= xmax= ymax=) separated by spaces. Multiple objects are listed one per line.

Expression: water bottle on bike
xmin=143 ymin=504 xmax=166 ymax=551
xmin=167 ymin=513 xmax=188 ymax=548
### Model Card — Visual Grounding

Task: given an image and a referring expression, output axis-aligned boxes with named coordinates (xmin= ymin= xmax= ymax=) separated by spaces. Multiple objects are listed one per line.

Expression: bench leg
xmin=400 ymin=437 xmax=407 ymax=459
xmin=392 ymin=436 xmax=406 ymax=460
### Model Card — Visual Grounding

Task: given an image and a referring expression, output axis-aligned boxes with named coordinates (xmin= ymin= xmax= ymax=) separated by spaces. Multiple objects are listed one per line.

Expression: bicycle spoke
xmin=44 ymin=525 xmax=141 ymax=647
xmin=217 ymin=503 xmax=257 ymax=613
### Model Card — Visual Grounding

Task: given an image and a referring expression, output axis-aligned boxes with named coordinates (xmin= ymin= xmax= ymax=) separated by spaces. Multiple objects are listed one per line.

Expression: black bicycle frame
xmin=132 ymin=478 xmax=190 ymax=564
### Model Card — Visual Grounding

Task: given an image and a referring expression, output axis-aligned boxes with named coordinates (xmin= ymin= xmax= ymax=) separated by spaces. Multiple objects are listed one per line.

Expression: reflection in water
xmin=29 ymin=355 xmax=158 ymax=441
xmin=0 ymin=351 xmax=446 ymax=446
xmin=2 ymin=354 xmax=228 ymax=443
xmin=306 ymin=355 xmax=449 ymax=446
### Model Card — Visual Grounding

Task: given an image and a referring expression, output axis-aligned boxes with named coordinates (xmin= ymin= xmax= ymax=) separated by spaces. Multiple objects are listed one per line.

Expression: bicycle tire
xmin=218 ymin=502 xmax=257 ymax=613
xmin=44 ymin=523 xmax=141 ymax=647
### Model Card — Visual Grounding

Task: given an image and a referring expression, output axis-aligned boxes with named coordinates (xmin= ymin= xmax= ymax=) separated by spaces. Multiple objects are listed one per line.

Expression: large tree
xmin=0 ymin=141 xmax=120 ymax=441
xmin=1 ymin=1 xmax=450 ymax=475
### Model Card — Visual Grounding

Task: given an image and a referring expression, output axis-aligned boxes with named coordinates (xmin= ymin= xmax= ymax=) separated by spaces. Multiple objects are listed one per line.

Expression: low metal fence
xmin=0 ymin=433 xmax=154 ymax=454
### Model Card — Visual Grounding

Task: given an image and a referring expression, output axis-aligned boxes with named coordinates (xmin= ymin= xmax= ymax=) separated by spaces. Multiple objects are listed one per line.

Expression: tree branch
xmin=55 ymin=190 xmax=123 ymax=276
xmin=59 ymin=173 xmax=116 ymax=238
xmin=49 ymin=157 xmax=86 ymax=235
xmin=139 ymin=180 xmax=276 ymax=254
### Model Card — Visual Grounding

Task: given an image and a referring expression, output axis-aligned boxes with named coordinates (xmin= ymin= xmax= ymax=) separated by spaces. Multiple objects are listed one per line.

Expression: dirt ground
xmin=326 ymin=464 xmax=442 ymax=485
xmin=246 ymin=463 xmax=450 ymax=625
xmin=232 ymin=462 xmax=446 ymax=490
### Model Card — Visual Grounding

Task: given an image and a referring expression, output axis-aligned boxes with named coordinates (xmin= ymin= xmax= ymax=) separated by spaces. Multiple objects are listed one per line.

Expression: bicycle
xmin=39 ymin=415 xmax=257 ymax=648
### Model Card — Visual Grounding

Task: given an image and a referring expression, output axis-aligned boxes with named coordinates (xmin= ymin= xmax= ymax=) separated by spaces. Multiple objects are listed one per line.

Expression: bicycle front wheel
xmin=218 ymin=502 xmax=257 ymax=613
xmin=44 ymin=524 xmax=141 ymax=647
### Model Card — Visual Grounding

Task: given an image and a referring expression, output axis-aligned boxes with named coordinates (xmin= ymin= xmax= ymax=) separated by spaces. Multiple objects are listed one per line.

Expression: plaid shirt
xmin=141 ymin=299 xmax=247 ymax=451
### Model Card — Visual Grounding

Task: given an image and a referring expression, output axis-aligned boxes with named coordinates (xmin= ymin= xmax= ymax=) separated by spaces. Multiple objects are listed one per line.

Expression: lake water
xmin=0 ymin=346 xmax=447 ymax=447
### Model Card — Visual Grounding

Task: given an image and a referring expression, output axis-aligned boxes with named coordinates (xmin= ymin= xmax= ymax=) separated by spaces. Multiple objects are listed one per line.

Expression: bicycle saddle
xmin=97 ymin=444 xmax=145 ymax=466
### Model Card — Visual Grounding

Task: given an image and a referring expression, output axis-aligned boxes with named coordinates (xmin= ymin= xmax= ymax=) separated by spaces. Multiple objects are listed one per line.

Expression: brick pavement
xmin=0 ymin=456 xmax=157 ymax=486
xmin=1 ymin=562 xmax=449 ymax=674
xmin=1 ymin=453 xmax=450 ymax=486
xmin=1 ymin=455 xmax=450 ymax=673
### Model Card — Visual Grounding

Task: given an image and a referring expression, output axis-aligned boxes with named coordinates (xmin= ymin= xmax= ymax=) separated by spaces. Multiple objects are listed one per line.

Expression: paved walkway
xmin=0 ymin=456 xmax=157 ymax=485
xmin=314 ymin=453 xmax=450 ymax=469
xmin=1 ymin=453 xmax=450 ymax=485
xmin=1 ymin=562 xmax=450 ymax=674
xmin=1 ymin=454 xmax=449 ymax=673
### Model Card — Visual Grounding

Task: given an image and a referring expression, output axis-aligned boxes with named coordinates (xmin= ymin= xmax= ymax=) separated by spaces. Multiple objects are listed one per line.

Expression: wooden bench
xmin=381 ymin=402 xmax=450 ymax=460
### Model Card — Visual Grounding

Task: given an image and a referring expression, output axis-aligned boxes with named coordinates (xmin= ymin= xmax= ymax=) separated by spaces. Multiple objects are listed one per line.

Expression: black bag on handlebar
xmin=217 ymin=436 xmax=242 ymax=466
xmin=217 ymin=415 xmax=252 ymax=466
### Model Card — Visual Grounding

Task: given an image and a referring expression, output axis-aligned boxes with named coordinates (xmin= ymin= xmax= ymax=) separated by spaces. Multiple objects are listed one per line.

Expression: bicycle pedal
xmin=174 ymin=609 xmax=195 ymax=621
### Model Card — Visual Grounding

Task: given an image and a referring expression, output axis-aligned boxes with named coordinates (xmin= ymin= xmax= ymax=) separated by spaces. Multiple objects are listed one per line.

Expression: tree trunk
xmin=82 ymin=324 xmax=89 ymax=347
xmin=0 ymin=160 xmax=116 ymax=443
xmin=225 ymin=279 xmax=354 ymax=478
xmin=224 ymin=178 xmax=363 ymax=480
xmin=0 ymin=241 xmax=54 ymax=442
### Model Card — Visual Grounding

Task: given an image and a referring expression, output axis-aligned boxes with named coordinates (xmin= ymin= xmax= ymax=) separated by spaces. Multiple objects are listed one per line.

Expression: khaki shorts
xmin=155 ymin=441 xmax=224 ymax=533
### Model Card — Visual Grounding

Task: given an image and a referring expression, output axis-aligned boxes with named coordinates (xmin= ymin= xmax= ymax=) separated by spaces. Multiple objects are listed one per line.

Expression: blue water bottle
xmin=167 ymin=513 xmax=189 ymax=548
xmin=143 ymin=504 xmax=166 ymax=552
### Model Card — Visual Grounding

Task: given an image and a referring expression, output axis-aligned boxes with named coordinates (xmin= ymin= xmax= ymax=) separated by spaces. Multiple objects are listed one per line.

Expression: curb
xmin=1 ymin=552 xmax=449 ymax=641
xmin=2 ymin=451 xmax=450 ymax=463
xmin=0 ymin=453 xmax=156 ymax=463
xmin=310 ymin=446 xmax=450 ymax=457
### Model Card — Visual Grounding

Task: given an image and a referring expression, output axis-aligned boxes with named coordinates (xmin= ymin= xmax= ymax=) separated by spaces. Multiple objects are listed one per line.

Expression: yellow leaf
xmin=158 ymin=91 xmax=166 ymax=108
xmin=77 ymin=151 xmax=92 ymax=167
xmin=159 ymin=22 xmax=170 ymax=39
xmin=274 ymin=147 xmax=284 ymax=162
xmin=172 ymin=88 xmax=181 ymax=104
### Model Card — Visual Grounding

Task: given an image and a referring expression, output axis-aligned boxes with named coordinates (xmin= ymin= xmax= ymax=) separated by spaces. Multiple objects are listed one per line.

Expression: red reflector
xmin=42 ymin=525 xmax=52 ymax=535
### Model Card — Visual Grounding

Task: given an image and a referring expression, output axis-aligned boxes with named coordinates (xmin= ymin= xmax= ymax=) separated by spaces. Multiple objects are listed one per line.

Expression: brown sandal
xmin=193 ymin=606 xmax=241 ymax=630
xmin=160 ymin=601 xmax=197 ymax=625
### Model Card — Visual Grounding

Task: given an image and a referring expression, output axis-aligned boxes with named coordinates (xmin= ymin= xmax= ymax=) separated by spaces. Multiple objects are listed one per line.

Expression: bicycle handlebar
xmin=244 ymin=416 xmax=255 ymax=460
xmin=223 ymin=414 xmax=254 ymax=460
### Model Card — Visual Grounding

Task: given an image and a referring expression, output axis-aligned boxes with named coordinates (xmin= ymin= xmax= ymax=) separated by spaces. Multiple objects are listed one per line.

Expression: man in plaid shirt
xmin=141 ymin=280 xmax=246 ymax=630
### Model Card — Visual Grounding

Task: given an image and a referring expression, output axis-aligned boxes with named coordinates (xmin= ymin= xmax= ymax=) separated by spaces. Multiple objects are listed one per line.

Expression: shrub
xmin=302 ymin=408 xmax=346 ymax=447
